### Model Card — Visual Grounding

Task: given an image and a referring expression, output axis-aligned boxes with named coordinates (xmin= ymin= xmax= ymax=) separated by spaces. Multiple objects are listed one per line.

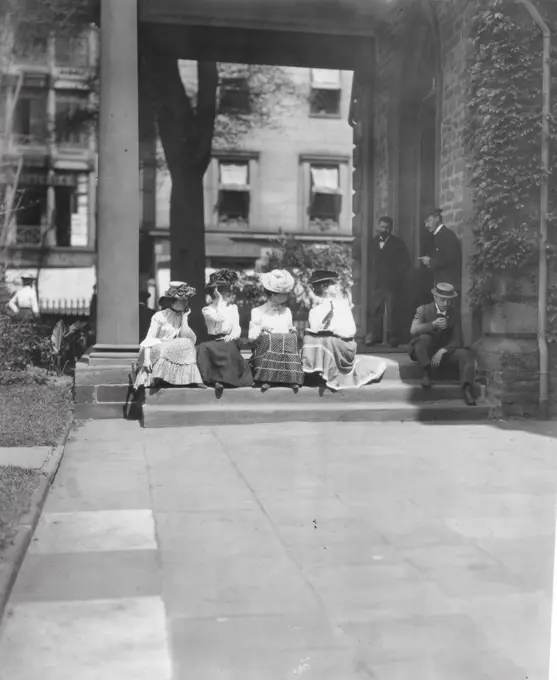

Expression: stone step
xmin=146 ymin=380 xmax=478 ymax=407
xmin=239 ymin=352 xmax=444 ymax=381
xmin=142 ymin=398 xmax=491 ymax=428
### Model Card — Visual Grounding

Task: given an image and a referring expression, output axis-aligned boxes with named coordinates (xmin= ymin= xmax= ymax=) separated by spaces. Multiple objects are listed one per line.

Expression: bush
xmin=236 ymin=237 xmax=354 ymax=319
xmin=0 ymin=311 xmax=52 ymax=373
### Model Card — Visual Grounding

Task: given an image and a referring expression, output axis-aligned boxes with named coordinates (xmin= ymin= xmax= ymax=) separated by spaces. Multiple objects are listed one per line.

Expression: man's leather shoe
xmin=421 ymin=370 xmax=432 ymax=389
xmin=463 ymin=384 xmax=476 ymax=406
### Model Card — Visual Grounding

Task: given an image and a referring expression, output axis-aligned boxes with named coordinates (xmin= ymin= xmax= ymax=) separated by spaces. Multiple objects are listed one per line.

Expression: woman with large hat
xmin=302 ymin=270 xmax=387 ymax=391
xmin=133 ymin=281 xmax=204 ymax=390
xmin=248 ymin=269 xmax=304 ymax=392
xmin=196 ymin=269 xmax=253 ymax=396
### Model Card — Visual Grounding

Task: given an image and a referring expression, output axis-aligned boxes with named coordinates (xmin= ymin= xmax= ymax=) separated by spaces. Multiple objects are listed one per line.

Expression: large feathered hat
xmin=206 ymin=269 xmax=239 ymax=289
xmin=260 ymin=269 xmax=295 ymax=294
xmin=158 ymin=281 xmax=196 ymax=306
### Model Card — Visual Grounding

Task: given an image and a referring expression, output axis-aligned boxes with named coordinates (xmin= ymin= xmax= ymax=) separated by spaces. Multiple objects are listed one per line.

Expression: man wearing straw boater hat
xmin=408 ymin=282 xmax=476 ymax=406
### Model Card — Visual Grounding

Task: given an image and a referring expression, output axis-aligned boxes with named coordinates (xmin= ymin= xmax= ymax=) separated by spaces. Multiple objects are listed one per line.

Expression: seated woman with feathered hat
xmin=248 ymin=269 xmax=304 ymax=393
xmin=133 ymin=281 xmax=204 ymax=390
xmin=196 ymin=269 xmax=253 ymax=397
xmin=302 ymin=270 xmax=387 ymax=391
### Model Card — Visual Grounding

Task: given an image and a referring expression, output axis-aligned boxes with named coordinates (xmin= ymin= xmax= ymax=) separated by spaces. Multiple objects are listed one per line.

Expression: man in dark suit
xmin=418 ymin=207 xmax=462 ymax=293
xmin=408 ymin=282 xmax=476 ymax=405
xmin=365 ymin=216 xmax=411 ymax=347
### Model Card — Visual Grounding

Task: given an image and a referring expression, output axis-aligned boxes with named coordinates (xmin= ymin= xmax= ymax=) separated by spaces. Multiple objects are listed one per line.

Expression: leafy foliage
xmin=0 ymin=311 xmax=51 ymax=372
xmin=465 ymin=0 xmax=557 ymax=320
xmin=236 ymin=237 xmax=354 ymax=318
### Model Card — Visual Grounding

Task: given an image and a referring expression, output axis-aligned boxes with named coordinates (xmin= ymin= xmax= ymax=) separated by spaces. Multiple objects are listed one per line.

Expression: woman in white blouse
xmin=302 ymin=270 xmax=387 ymax=391
xmin=248 ymin=269 xmax=304 ymax=392
xmin=196 ymin=270 xmax=253 ymax=396
xmin=133 ymin=281 xmax=204 ymax=390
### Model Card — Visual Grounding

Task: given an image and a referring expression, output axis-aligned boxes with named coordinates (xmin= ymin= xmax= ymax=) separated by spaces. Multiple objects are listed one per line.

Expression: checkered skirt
xmin=249 ymin=332 xmax=304 ymax=385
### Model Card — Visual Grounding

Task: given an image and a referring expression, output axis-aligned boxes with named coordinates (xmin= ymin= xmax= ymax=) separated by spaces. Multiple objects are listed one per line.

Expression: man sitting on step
xmin=408 ymin=282 xmax=476 ymax=406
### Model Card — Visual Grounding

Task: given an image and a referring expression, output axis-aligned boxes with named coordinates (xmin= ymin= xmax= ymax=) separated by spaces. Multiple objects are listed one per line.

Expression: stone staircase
xmin=141 ymin=349 xmax=492 ymax=428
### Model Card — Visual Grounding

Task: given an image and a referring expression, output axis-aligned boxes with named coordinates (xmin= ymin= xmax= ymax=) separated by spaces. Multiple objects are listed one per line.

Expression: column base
xmin=473 ymin=334 xmax=540 ymax=418
xmin=88 ymin=343 xmax=140 ymax=366
xmin=75 ymin=344 xmax=140 ymax=420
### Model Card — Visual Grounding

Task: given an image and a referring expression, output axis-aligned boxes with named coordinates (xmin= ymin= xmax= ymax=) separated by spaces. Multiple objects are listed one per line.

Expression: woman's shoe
xmin=261 ymin=382 xmax=271 ymax=393
xmin=292 ymin=384 xmax=300 ymax=394
xmin=214 ymin=382 xmax=224 ymax=399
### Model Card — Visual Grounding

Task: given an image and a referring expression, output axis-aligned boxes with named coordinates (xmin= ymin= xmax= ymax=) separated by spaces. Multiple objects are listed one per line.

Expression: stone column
xmin=93 ymin=0 xmax=139 ymax=355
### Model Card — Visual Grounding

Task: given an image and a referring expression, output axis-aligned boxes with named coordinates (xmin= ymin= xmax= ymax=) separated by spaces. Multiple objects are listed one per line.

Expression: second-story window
xmin=55 ymin=33 xmax=90 ymax=69
xmin=55 ymin=92 xmax=90 ymax=147
xmin=219 ymin=77 xmax=250 ymax=114
xmin=309 ymin=69 xmax=341 ymax=117
xmin=13 ymin=90 xmax=48 ymax=145
xmin=308 ymin=164 xmax=342 ymax=229
xmin=217 ymin=161 xmax=250 ymax=227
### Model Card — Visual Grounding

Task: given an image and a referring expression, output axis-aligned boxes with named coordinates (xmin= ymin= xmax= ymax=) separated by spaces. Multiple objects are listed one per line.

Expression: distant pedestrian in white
xmin=7 ymin=276 xmax=39 ymax=320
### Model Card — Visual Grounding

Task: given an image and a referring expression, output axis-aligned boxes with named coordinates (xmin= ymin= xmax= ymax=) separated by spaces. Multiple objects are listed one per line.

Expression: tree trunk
xmin=144 ymin=53 xmax=217 ymax=339
xmin=169 ymin=164 xmax=206 ymax=333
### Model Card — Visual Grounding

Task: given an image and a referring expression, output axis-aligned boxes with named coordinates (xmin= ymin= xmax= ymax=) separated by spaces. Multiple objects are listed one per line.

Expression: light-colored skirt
xmin=302 ymin=332 xmax=387 ymax=391
xmin=134 ymin=338 xmax=204 ymax=389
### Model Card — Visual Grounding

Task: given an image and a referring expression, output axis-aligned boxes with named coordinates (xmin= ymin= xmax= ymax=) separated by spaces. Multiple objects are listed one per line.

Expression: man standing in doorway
xmin=365 ymin=216 xmax=410 ymax=347
xmin=419 ymin=207 xmax=462 ymax=294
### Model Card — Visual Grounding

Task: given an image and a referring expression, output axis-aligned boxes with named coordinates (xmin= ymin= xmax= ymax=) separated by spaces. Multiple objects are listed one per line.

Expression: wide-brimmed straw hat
xmin=158 ymin=281 xmax=196 ymax=306
xmin=260 ymin=269 xmax=295 ymax=295
xmin=206 ymin=269 xmax=239 ymax=289
xmin=308 ymin=270 xmax=339 ymax=287
xmin=431 ymin=282 xmax=458 ymax=299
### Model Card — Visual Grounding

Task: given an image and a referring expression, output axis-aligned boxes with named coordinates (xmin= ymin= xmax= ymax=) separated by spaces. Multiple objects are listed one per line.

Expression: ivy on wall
xmin=465 ymin=0 xmax=557 ymax=332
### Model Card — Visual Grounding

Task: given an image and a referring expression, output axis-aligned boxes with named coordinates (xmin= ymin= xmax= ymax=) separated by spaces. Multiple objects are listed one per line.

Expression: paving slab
xmin=0 ymin=446 xmax=50 ymax=469
xmin=0 ymin=418 xmax=556 ymax=679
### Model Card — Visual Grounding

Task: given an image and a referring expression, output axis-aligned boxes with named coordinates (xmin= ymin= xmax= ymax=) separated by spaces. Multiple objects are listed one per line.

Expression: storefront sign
xmin=20 ymin=172 xmax=78 ymax=187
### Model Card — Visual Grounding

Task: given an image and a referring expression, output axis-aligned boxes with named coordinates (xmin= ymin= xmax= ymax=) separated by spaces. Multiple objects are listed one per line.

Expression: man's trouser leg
xmin=410 ymin=334 xmax=434 ymax=368
xmin=367 ymin=289 xmax=386 ymax=343
xmin=444 ymin=348 xmax=476 ymax=386
xmin=385 ymin=288 xmax=405 ymax=343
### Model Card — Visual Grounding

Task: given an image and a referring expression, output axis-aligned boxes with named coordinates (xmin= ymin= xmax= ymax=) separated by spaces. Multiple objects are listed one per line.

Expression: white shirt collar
xmin=435 ymin=304 xmax=447 ymax=316
xmin=433 ymin=224 xmax=444 ymax=236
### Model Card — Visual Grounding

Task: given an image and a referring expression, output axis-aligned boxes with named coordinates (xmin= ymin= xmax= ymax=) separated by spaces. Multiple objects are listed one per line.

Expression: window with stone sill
xmin=217 ymin=161 xmax=250 ymax=228
xmin=219 ymin=77 xmax=250 ymax=115
xmin=309 ymin=69 xmax=341 ymax=117
xmin=13 ymin=23 xmax=48 ymax=65
xmin=55 ymin=92 xmax=90 ymax=147
xmin=13 ymin=90 xmax=48 ymax=146
xmin=54 ymin=33 xmax=90 ymax=69
xmin=308 ymin=164 xmax=342 ymax=230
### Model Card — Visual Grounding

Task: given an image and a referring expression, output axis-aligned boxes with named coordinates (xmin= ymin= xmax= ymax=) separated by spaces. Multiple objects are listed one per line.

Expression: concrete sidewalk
xmin=0 ymin=418 xmax=555 ymax=679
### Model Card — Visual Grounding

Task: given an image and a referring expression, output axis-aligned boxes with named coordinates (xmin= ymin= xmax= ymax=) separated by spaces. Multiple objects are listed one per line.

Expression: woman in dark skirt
xmin=248 ymin=269 xmax=304 ymax=393
xmin=196 ymin=269 xmax=253 ymax=397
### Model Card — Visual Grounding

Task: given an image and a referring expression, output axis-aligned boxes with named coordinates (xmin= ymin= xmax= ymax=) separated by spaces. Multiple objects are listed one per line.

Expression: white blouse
xmin=248 ymin=302 xmax=294 ymax=341
xmin=140 ymin=309 xmax=196 ymax=349
xmin=307 ymin=297 xmax=356 ymax=338
xmin=202 ymin=303 xmax=241 ymax=338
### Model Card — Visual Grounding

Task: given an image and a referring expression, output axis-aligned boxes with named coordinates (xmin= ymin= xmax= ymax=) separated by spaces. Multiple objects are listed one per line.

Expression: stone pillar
xmin=93 ymin=0 xmax=139 ymax=356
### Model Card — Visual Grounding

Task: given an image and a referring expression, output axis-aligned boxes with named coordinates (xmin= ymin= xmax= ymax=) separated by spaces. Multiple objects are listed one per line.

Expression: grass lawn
xmin=0 ymin=371 xmax=72 ymax=562
xmin=0 ymin=466 xmax=42 ymax=557
xmin=0 ymin=372 xmax=73 ymax=447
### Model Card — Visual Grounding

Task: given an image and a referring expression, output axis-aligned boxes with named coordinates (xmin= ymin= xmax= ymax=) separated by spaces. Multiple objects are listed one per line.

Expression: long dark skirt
xmin=196 ymin=337 xmax=253 ymax=387
xmin=250 ymin=332 xmax=304 ymax=385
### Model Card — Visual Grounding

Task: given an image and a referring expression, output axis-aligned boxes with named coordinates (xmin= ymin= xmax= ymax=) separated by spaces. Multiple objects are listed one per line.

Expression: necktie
xmin=322 ymin=301 xmax=334 ymax=330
